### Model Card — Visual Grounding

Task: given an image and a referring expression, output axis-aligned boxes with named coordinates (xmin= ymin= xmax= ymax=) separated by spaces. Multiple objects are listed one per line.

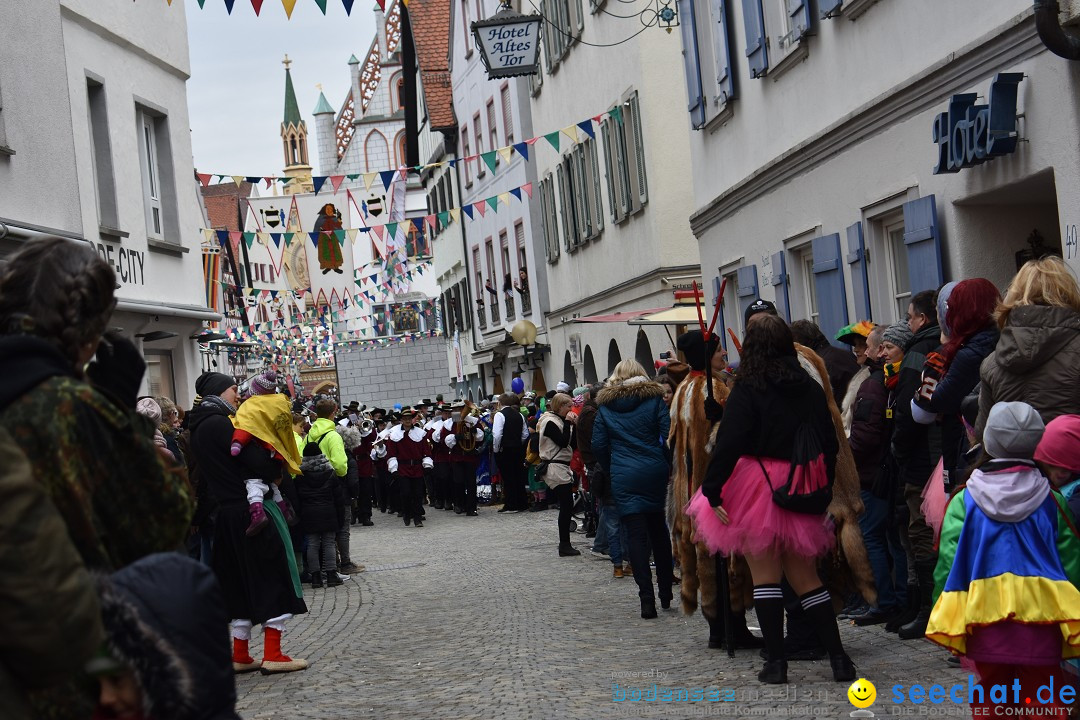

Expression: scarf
xmin=883 ymin=361 xmax=902 ymax=391
xmin=200 ymin=394 xmax=236 ymax=416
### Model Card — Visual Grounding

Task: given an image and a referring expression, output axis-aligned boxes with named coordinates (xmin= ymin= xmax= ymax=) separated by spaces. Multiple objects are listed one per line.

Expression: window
xmin=461 ymin=0 xmax=472 ymax=56
xmin=485 ymin=238 xmax=499 ymax=323
xmin=540 ymin=0 xmax=584 ymax=71
xmin=539 ymin=173 xmax=560 ymax=263
xmin=364 ymin=130 xmax=389 ymax=172
xmin=396 ymin=76 xmax=405 ymax=111
xmin=500 ymin=230 xmax=514 ymax=319
xmin=0 ymin=78 xmax=9 ymax=154
xmin=600 ymin=92 xmax=648 ymax=223
xmin=145 ymin=353 xmax=175 ymax=401
xmin=760 ymin=0 xmax=812 ymax=70
xmin=799 ymin=247 xmax=819 ymax=324
xmin=86 ymin=78 xmax=118 ymax=231
xmin=396 ymin=131 xmax=406 ymax=166
xmin=461 ymin=126 xmax=472 ymax=186
xmin=500 ymin=84 xmax=514 ymax=144
xmin=884 ymin=216 xmax=911 ymax=321
xmin=456 ymin=279 xmax=470 ymax=330
xmin=474 ymin=112 xmax=485 ymax=177
xmin=680 ymin=0 xmax=735 ymax=129
xmin=515 ymin=221 xmax=527 ymax=273
xmin=557 ymin=137 xmax=604 ymax=249
xmin=473 ymin=246 xmax=486 ymax=328
xmin=486 ymin=98 xmax=499 ymax=153
xmin=392 ymin=303 xmax=422 ymax=334
xmin=136 ymin=106 xmax=176 ymax=243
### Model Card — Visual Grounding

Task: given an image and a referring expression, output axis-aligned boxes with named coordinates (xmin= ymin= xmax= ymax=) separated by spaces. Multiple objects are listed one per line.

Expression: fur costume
xmin=670 ymin=345 xmax=876 ymax=621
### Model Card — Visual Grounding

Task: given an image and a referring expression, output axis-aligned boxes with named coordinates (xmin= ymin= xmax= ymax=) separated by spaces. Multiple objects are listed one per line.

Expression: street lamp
xmin=471 ymin=1 xmax=543 ymax=80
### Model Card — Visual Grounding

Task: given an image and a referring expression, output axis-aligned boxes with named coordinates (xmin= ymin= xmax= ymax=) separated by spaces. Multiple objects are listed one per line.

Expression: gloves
xmin=86 ymin=332 xmax=146 ymax=409
xmin=915 ymin=351 xmax=947 ymax=407
xmin=445 ymin=434 xmax=457 ymax=450
xmin=704 ymin=397 xmax=724 ymax=424
xmin=422 ymin=457 xmax=434 ymax=470
xmin=465 ymin=414 xmax=479 ymax=427
xmin=375 ymin=445 xmax=387 ymax=459
xmin=387 ymin=457 xmax=398 ymax=474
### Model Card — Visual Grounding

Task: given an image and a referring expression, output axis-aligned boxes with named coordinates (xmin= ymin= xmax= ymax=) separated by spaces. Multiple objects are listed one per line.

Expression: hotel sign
xmin=933 ymin=72 xmax=1024 ymax=174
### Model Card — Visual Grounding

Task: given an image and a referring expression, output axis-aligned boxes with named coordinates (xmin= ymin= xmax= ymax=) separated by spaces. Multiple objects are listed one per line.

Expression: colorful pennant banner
xmin=164 ymin=0 xmax=376 ymax=17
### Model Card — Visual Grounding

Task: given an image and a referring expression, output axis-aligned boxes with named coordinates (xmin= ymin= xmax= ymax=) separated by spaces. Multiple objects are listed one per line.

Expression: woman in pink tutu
xmin=700 ymin=314 xmax=854 ymax=685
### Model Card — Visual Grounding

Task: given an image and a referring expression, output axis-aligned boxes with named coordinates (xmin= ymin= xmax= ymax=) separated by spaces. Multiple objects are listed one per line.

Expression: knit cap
xmin=555 ymin=381 xmax=571 ymax=393
xmin=984 ymin=402 xmax=1045 ymax=459
xmin=136 ymin=397 xmax=162 ymax=425
xmin=1034 ymin=414 xmax=1080 ymax=473
xmin=881 ymin=321 xmax=913 ymax=349
xmin=937 ymin=281 xmax=959 ymax=338
xmin=250 ymin=371 xmax=278 ymax=396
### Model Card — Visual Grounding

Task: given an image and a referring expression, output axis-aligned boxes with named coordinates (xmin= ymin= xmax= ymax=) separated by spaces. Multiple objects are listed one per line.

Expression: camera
xmin=659 ymin=351 xmax=673 ymax=360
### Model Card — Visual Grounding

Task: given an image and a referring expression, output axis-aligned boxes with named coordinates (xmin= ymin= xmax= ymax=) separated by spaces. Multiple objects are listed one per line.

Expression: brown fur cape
xmin=669 ymin=344 xmax=876 ymax=620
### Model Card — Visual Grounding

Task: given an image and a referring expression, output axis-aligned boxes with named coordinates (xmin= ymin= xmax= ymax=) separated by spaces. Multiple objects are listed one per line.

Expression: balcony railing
xmin=521 ymin=292 xmax=532 ymax=315
xmin=489 ymin=297 xmax=500 ymax=324
xmin=477 ymin=304 xmax=487 ymax=329
xmin=505 ymin=295 xmax=516 ymax=320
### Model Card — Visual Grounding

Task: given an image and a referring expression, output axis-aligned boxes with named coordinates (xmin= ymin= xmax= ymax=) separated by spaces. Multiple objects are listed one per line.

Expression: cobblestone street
xmin=235 ymin=505 xmax=968 ymax=719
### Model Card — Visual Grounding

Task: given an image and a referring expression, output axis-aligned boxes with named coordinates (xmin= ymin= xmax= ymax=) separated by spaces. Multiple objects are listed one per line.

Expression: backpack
xmin=525 ymin=430 xmax=541 ymax=466
xmin=757 ymin=421 xmax=833 ymax=515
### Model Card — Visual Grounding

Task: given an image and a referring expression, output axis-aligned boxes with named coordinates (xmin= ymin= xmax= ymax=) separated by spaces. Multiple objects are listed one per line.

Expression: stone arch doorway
xmin=634 ymin=330 xmax=654 ymax=375
xmin=607 ymin=339 xmax=622 ymax=376
xmin=583 ymin=345 xmax=598 ymax=385
xmin=562 ymin=350 xmax=575 ymax=390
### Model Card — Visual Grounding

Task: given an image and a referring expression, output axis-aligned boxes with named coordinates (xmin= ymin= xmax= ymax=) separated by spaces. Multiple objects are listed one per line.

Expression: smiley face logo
xmin=847 ymin=678 xmax=876 ymax=708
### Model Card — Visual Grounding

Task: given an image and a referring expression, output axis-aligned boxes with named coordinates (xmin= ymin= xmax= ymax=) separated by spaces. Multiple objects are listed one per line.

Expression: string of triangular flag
xmin=195 ymin=106 xmax=623 ymax=190
xmin=163 ymin=0 xmax=390 ymax=19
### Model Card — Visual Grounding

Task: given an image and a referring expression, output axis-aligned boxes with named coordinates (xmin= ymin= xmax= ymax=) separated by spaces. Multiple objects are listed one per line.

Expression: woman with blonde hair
xmin=592 ymin=359 xmax=673 ymax=618
xmin=538 ymin=392 xmax=579 ymax=556
xmin=977 ymin=255 xmax=1080 ymax=439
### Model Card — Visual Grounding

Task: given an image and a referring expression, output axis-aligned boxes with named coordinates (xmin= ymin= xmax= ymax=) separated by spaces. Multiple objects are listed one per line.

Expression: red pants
xmin=971 ymin=662 xmax=1073 ymax=718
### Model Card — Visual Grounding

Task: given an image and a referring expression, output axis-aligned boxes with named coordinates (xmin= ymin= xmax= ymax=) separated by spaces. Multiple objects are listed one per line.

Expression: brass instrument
xmin=359 ymin=412 xmax=375 ymax=436
xmin=455 ymin=400 xmax=483 ymax=453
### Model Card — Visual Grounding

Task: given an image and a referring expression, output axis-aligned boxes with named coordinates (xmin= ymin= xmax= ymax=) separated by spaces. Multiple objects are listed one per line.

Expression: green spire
xmin=283 ymin=64 xmax=302 ymax=127
xmin=313 ymin=91 xmax=334 ymax=115
xmin=348 ymin=54 xmax=360 ymax=65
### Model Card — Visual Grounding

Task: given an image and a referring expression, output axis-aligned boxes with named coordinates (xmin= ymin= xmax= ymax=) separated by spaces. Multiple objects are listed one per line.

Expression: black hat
xmin=422 ymin=398 xmax=433 ymax=406
xmin=400 ymin=407 xmax=417 ymax=418
xmin=744 ymin=298 xmax=778 ymax=327
xmin=371 ymin=407 xmax=386 ymax=417
xmin=195 ymin=371 xmax=235 ymax=398
xmin=437 ymin=402 xmax=451 ymax=412
xmin=347 ymin=401 xmax=360 ymax=410
xmin=676 ymin=330 xmax=721 ymax=372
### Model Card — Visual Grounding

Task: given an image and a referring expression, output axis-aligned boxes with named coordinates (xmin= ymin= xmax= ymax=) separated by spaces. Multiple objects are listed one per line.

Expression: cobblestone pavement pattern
xmin=235 ymin=506 xmax=967 ymax=719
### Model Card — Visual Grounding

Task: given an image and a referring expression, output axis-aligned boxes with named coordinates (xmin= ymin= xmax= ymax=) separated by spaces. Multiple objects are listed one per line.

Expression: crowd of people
xmin=2 ymin=236 xmax=1079 ymax=719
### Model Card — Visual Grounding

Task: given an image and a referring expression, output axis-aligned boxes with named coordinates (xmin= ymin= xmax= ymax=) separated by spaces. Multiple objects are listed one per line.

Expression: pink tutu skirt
xmin=685 ymin=456 xmax=835 ymax=558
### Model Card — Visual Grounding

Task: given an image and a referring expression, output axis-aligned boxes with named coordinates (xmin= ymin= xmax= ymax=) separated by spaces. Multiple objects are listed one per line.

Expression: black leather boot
xmin=640 ymin=599 xmax=658 ymax=619
xmin=311 ymin=572 xmax=323 ymax=589
xmin=899 ymin=560 xmax=936 ymax=640
xmin=758 ymin=660 xmax=787 ymax=684
xmin=558 ymin=543 xmax=581 ymax=557
xmin=886 ymin=584 xmax=919 ymax=633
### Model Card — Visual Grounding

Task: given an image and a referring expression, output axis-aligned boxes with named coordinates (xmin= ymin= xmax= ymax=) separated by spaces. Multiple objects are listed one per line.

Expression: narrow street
xmin=235 ymin=507 xmax=965 ymax=719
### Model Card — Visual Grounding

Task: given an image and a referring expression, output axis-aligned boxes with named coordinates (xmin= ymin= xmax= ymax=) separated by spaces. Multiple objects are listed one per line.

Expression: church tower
xmin=281 ymin=55 xmax=313 ymax=195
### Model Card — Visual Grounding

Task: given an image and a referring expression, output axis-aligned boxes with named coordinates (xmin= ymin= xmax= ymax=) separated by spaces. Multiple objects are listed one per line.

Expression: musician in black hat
xmin=385 ymin=408 xmax=431 ymax=527
xmin=443 ymin=400 xmax=485 ymax=516
xmin=431 ymin=402 xmax=454 ymax=510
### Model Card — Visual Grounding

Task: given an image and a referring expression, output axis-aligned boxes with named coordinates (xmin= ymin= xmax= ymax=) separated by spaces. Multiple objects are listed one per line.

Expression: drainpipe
xmin=1035 ymin=0 xmax=1080 ymax=60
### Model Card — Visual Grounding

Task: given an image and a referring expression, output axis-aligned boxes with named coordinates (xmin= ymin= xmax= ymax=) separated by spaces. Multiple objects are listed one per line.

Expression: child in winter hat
xmin=1035 ymin=414 xmax=1080 ymax=521
xmin=926 ymin=401 xmax=1080 ymax=717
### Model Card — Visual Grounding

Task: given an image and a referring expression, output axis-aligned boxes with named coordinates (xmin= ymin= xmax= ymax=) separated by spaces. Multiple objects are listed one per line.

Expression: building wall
xmin=336 ymin=335 xmax=451 ymax=407
xmin=681 ymin=2 xmax=1080 ymax=356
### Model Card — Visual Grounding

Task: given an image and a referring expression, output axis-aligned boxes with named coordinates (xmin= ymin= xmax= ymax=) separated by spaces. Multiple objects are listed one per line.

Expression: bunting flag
xmin=480 ymin=151 xmax=498 ymax=175
xmin=512 ymin=142 xmax=529 ymax=161
xmin=561 ymin=126 xmax=579 ymax=144
xmin=544 ymin=131 xmax=560 ymax=151
xmin=577 ymin=120 xmax=596 ymax=139
xmin=497 ymin=147 xmax=513 ymax=165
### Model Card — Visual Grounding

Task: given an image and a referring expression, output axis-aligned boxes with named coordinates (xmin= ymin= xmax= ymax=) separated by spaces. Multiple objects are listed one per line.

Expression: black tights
xmin=553 ymin=483 xmax=574 ymax=544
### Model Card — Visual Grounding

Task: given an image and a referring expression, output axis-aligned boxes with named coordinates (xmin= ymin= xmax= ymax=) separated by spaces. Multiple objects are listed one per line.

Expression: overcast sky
xmin=186 ymin=0 xmax=377 ymax=178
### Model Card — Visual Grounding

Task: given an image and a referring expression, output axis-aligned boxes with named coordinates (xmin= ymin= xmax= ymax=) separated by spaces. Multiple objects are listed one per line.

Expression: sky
xmin=185 ymin=0 xmax=377 ymax=179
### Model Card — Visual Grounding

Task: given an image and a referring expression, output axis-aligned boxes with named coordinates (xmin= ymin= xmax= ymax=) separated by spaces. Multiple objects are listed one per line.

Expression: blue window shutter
xmin=811 ymin=233 xmax=850 ymax=345
xmin=846 ymin=222 xmax=872 ymax=321
xmin=710 ymin=0 xmax=735 ymax=104
xmin=770 ymin=250 xmax=790 ymax=321
xmin=679 ymin=0 xmax=706 ymax=129
xmin=785 ymin=0 xmax=812 ymax=41
xmin=819 ymin=0 xmax=842 ymax=19
xmin=736 ymin=264 xmax=759 ymax=325
xmin=902 ymin=195 xmax=944 ymax=295
xmin=741 ymin=0 xmax=768 ymax=79
xmin=713 ymin=276 xmax=728 ymax=351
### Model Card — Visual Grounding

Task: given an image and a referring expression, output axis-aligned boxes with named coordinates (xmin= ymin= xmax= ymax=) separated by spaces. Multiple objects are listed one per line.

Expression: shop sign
xmin=932 ymin=72 xmax=1024 ymax=174
xmin=471 ymin=4 xmax=543 ymax=80
xmin=95 ymin=241 xmax=146 ymax=286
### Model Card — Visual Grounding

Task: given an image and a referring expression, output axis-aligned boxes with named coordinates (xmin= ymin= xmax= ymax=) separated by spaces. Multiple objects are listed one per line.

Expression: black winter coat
xmin=187 ymin=401 xmax=282 ymax=506
xmin=848 ymin=363 xmax=890 ymax=490
xmin=295 ymin=454 xmax=343 ymax=533
xmin=703 ymin=357 xmax=839 ymax=506
xmin=892 ymin=324 xmax=942 ymax=486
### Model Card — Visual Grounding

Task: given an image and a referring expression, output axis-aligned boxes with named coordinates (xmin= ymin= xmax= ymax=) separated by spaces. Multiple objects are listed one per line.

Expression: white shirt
xmin=491 ymin=407 xmax=529 ymax=453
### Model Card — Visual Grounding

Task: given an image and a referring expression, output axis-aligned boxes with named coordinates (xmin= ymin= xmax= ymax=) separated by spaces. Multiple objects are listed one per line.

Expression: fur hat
xmin=249 ymin=371 xmax=278 ymax=396
xmin=1034 ymin=414 xmax=1080 ymax=473
xmin=676 ymin=329 xmax=720 ymax=371
xmin=984 ymin=402 xmax=1045 ymax=459
xmin=881 ymin=321 xmax=913 ymax=350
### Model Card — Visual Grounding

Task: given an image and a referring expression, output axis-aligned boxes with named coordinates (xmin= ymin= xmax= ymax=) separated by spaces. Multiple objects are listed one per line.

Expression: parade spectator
xmin=848 ymin=324 xmax=906 ymax=626
xmin=977 ymin=255 xmax=1080 ymax=439
xmin=156 ymin=396 xmax=186 ymax=465
xmin=353 ymin=415 xmax=376 ymax=526
xmin=701 ymin=315 xmax=854 ymax=684
xmin=539 ymin=393 xmax=578 ymax=554
xmin=334 ymin=422 xmax=364 ymax=573
xmin=89 ymin=553 xmax=242 ymax=720
xmin=0 ymin=429 xmax=103 ymax=720
xmin=1035 ymin=414 xmax=1080 ymax=520
xmin=927 ymin=402 xmax=1080 ymax=718
xmin=592 ymin=360 xmax=674 ymax=619
xmin=187 ymin=371 xmax=308 ymax=675
xmin=494 ymin=392 xmax=530 ymax=512
xmin=296 ymin=442 xmax=346 ymax=588
xmin=579 ymin=384 xmax=627 ymax=575
xmin=307 ymin=398 xmax=348 ymax=478
xmin=790 ymin=319 xmax=860 ymax=403
xmin=136 ymin=396 xmax=171 ymax=456
xmin=890 ymin=289 xmax=943 ymax=640
xmin=834 ymin=321 xmax=876 ymax=436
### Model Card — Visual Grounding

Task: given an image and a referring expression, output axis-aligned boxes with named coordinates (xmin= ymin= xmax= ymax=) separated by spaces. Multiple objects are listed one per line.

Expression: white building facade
xmin=679 ymin=0 xmax=1080 ymax=353
xmin=450 ymin=0 xmax=546 ymax=396
xmin=0 ymin=0 xmax=216 ymax=407
xmin=526 ymin=0 xmax=701 ymax=388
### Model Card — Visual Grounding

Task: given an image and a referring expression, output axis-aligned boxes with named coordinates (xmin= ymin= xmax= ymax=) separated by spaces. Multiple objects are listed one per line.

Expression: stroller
xmin=569 ymin=454 xmax=599 ymax=535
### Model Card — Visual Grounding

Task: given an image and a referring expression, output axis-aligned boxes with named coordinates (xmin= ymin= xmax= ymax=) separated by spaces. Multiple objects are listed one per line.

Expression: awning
xmin=115 ymin=298 xmax=222 ymax=322
xmin=472 ymin=350 xmax=496 ymax=364
xmin=628 ymin=305 xmax=712 ymax=326
xmin=573 ymin=307 xmax=667 ymax=324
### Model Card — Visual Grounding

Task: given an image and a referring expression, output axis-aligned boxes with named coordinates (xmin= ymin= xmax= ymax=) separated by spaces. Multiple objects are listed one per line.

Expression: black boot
xmin=799 ymin=586 xmax=855 ymax=682
xmin=326 ymin=570 xmax=344 ymax=587
xmin=886 ymin=584 xmax=919 ymax=633
xmin=311 ymin=572 xmax=323 ymax=589
xmin=559 ymin=543 xmax=581 ymax=557
xmin=753 ymin=584 xmax=787 ymax=682
xmin=640 ymin=598 xmax=657 ymax=619
xmin=899 ymin=559 xmax=936 ymax=640
xmin=709 ymin=611 xmax=766 ymax=650
xmin=758 ymin=660 xmax=788 ymax=684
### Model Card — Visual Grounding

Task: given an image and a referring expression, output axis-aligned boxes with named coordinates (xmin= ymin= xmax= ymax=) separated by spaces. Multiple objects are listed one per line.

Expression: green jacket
xmin=0 ymin=429 xmax=104 ymax=720
xmin=307 ymin=418 xmax=348 ymax=477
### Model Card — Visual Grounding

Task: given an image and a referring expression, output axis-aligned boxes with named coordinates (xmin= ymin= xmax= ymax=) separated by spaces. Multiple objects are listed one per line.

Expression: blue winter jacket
xmin=591 ymin=379 xmax=671 ymax=516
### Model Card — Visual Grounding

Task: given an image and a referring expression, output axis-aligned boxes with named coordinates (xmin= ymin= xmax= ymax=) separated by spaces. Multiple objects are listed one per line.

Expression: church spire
xmin=280 ymin=54 xmax=312 ymax=194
